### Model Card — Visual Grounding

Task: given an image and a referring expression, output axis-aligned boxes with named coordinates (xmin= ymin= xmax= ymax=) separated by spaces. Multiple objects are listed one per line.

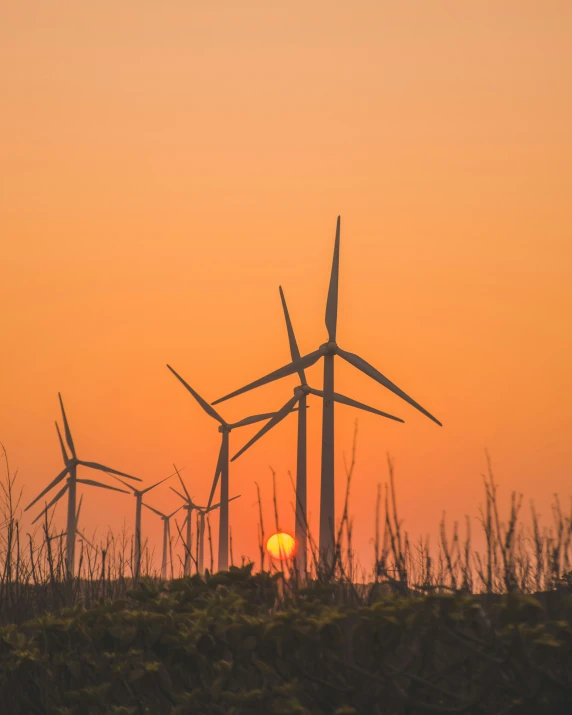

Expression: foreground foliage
xmin=1 ymin=565 xmax=571 ymax=714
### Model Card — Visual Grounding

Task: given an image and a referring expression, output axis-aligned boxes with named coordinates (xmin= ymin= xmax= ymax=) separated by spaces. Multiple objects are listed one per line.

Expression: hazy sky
xmin=1 ymin=2 xmax=571 ymax=570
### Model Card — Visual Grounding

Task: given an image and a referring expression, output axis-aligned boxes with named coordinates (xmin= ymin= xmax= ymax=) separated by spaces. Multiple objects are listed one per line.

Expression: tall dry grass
xmin=0 ymin=435 xmax=571 ymax=625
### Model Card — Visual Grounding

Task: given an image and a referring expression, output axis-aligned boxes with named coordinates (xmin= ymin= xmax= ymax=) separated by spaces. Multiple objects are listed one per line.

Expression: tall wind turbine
xmin=111 ymin=468 xmax=181 ymax=579
xmin=142 ymin=502 xmax=183 ymax=579
xmin=24 ymin=394 xmax=141 ymax=578
xmin=229 ymin=286 xmax=405 ymax=573
xmin=167 ymin=365 xmax=297 ymax=571
xmin=213 ymin=217 xmax=442 ymax=563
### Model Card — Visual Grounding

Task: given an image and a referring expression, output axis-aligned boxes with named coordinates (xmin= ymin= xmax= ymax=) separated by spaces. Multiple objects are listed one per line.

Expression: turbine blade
xmin=78 ymin=461 xmax=141 ymax=481
xmin=173 ymin=464 xmax=191 ymax=502
xmin=166 ymin=365 xmax=225 ymax=424
xmin=206 ymin=438 xmax=225 ymax=509
xmin=58 ymin=393 xmax=77 ymax=458
xmin=76 ymin=479 xmax=130 ymax=494
xmin=279 ymin=286 xmax=306 ymax=384
xmin=31 ymin=483 xmax=69 ymax=524
xmin=76 ymin=494 xmax=83 ymax=524
xmin=110 ymin=474 xmax=135 ymax=492
xmin=336 ymin=347 xmax=442 ymax=426
xmin=212 ymin=348 xmax=323 ymax=405
xmin=55 ymin=422 xmax=69 ymax=464
xmin=230 ymin=412 xmax=277 ymax=429
xmin=168 ymin=504 xmax=184 ymax=519
xmin=325 ymin=216 xmax=340 ymax=342
xmin=141 ymin=471 xmax=177 ymax=494
xmin=307 ymin=387 xmax=404 ymax=423
xmin=24 ymin=467 xmax=70 ymax=512
xmin=231 ymin=395 xmax=300 ymax=462
xmin=169 ymin=485 xmax=189 ymax=503
xmin=207 ymin=494 xmax=240 ymax=513
xmin=142 ymin=502 xmax=166 ymax=518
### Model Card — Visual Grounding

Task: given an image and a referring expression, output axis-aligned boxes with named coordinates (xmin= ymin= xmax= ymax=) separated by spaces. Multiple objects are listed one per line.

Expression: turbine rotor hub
xmin=320 ymin=341 xmax=337 ymax=354
xmin=218 ymin=424 xmax=231 ymax=433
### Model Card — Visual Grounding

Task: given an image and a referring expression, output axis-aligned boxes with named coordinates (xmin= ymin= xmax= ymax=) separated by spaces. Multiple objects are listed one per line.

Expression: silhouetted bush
xmin=1 ymin=564 xmax=571 ymax=714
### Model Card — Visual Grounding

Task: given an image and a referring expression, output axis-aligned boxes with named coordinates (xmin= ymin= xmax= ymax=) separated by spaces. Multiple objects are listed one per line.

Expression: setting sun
xmin=266 ymin=533 xmax=296 ymax=560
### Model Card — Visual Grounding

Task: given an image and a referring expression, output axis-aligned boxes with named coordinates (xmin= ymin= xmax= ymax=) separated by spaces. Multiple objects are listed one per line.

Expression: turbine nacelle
xmin=293 ymin=385 xmax=310 ymax=398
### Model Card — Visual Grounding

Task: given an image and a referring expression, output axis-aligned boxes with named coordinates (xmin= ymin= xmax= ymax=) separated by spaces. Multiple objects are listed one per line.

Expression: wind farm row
xmin=24 ymin=217 xmax=442 ymax=578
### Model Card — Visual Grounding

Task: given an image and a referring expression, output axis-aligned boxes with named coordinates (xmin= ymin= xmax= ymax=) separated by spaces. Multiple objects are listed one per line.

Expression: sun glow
xmin=266 ymin=532 xmax=296 ymax=560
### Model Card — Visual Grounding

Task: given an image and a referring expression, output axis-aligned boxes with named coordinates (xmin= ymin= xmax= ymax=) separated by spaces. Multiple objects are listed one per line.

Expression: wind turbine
xmin=24 ymin=393 xmax=141 ymax=578
xmin=194 ymin=496 xmax=240 ymax=574
xmin=111 ymin=468 xmax=181 ymax=579
xmin=168 ymin=467 xmax=206 ymax=576
xmin=142 ymin=502 xmax=184 ymax=579
xmin=213 ymin=217 xmax=442 ymax=564
xmin=166 ymin=365 xmax=299 ymax=571
xmin=227 ymin=286 xmax=404 ymax=573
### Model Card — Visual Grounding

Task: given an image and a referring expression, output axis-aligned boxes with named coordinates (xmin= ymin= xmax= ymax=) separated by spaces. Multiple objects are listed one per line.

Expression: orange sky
xmin=1 ymin=1 xmax=571 ymax=573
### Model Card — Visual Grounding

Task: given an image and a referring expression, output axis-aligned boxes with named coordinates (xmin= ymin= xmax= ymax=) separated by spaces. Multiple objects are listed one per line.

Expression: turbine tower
xmin=142 ymin=502 xmax=183 ymax=580
xmin=111 ymin=468 xmax=180 ymax=579
xmin=24 ymin=393 xmax=141 ymax=578
xmin=167 ymin=365 xmax=298 ymax=571
xmin=213 ymin=217 xmax=442 ymax=564
xmin=229 ymin=286 xmax=404 ymax=573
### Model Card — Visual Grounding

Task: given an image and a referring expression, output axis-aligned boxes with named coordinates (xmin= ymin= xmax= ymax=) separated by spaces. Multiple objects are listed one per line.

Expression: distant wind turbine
xmin=111 ymin=468 xmax=181 ymax=579
xmin=142 ymin=502 xmax=184 ymax=579
xmin=167 ymin=365 xmax=299 ymax=571
xmin=229 ymin=286 xmax=404 ymax=573
xmin=168 ymin=466 xmax=206 ymax=576
xmin=194 ymin=497 xmax=240 ymax=575
xmin=24 ymin=393 xmax=141 ymax=578
xmin=213 ymin=217 xmax=442 ymax=564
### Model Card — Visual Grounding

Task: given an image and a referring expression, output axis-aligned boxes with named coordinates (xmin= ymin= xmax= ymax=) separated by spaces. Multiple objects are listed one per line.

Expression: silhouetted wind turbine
xmin=194 ymin=497 xmax=240 ymax=574
xmin=142 ymin=502 xmax=183 ymax=579
xmin=230 ymin=286 xmax=404 ymax=573
xmin=24 ymin=394 xmax=141 ymax=578
xmin=213 ymin=217 xmax=442 ymax=564
xmin=111 ymin=468 xmax=181 ymax=579
xmin=167 ymin=365 xmax=296 ymax=571
xmin=169 ymin=466 xmax=208 ymax=576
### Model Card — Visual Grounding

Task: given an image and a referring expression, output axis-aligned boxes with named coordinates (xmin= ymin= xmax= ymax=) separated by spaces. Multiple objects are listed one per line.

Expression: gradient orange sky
xmin=1 ymin=2 xmax=571 ymax=571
